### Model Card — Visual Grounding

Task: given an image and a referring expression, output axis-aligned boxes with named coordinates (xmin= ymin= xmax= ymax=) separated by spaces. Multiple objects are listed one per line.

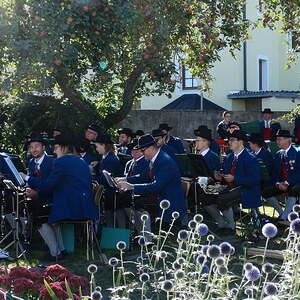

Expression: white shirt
xmin=234 ymin=148 xmax=245 ymax=160
xmin=150 ymin=149 xmax=160 ymax=168
xmin=199 ymin=148 xmax=210 ymax=156
xmin=134 ymin=155 xmax=144 ymax=163
xmin=264 ymin=120 xmax=271 ymax=128
xmin=255 ymin=148 xmax=262 ymax=156
xmin=34 ymin=154 xmax=45 ymax=170
xmin=281 ymin=144 xmax=292 ymax=157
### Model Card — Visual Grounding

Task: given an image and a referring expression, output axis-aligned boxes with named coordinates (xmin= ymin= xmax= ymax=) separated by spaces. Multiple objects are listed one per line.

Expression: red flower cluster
xmin=0 ymin=265 xmax=89 ymax=299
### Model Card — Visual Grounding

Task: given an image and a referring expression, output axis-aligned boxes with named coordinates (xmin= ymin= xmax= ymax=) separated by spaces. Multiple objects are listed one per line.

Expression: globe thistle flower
xmin=207 ymin=245 xmax=221 ymax=259
xmin=290 ymin=218 xmax=300 ymax=234
xmin=138 ymin=236 xmax=145 ymax=246
xmin=230 ymin=288 xmax=239 ymax=296
xmin=139 ymin=273 xmax=150 ymax=283
xmin=217 ymin=265 xmax=228 ymax=275
xmin=264 ymin=283 xmax=278 ymax=296
xmin=195 ymin=254 xmax=206 ymax=264
xmin=197 ymin=223 xmax=209 ymax=236
xmin=161 ymin=280 xmax=173 ymax=292
xmin=160 ymin=199 xmax=170 ymax=210
xmin=188 ymin=220 xmax=197 ymax=230
xmin=177 ymin=257 xmax=186 ymax=265
xmin=172 ymin=211 xmax=180 ymax=219
xmin=116 ymin=241 xmax=126 ymax=250
xmin=152 ymin=245 xmax=157 ymax=251
xmin=141 ymin=214 xmax=149 ymax=222
xmin=293 ymin=204 xmax=300 ymax=213
xmin=245 ymin=266 xmax=261 ymax=281
xmin=288 ymin=212 xmax=299 ymax=222
xmin=243 ymin=263 xmax=253 ymax=272
xmin=108 ymin=257 xmax=119 ymax=267
xmin=244 ymin=287 xmax=253 ymax=296
xmin=157 ymin=251 xmax=167 ymax=259
xmin=193 ymin=214 xmax=203 ymax=223
xmin=174 ymin=270 xmax=185 ymax=280
xmin=87 ymin=264 xmax=98 ymax=274
xmin=262 ymin=223 xmax=278 ymax=238
xmin=207 ymin=234 xmax=214 ymax=242
xmin=262 ymin=263 xmax=273 ymax=274
xmin=178 ymin=230 xmax=190 ymax=241
xmin=91 ymin=291 xmax=103 ymax=300
xmin=219 ymin=241 xmax=232 ymax=255
xmin=172 ymin=261 xmax=181 ymax=270
xmin=215 ymin=257 xmax=225 ymax=266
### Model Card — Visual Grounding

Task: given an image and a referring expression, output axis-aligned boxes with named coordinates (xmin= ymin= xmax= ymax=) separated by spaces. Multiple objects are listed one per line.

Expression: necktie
xmin=148 ymin=161 xmax=154 ymax=179
xmin=33 ymin=162 xmax=41 ymax=177
xmin=128 ymin=161 xmax=137 ymax=176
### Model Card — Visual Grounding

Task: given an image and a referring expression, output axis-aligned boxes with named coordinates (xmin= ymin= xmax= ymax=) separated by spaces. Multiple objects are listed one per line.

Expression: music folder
xmin=102 ymin=170 xmax=118 ymax=189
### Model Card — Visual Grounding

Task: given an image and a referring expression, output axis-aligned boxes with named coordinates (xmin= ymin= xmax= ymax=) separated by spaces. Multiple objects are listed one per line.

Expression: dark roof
xmin=161 ymin=94 xmax=225 ymax=111
xmin=227 ymin=90 xmax=300 ymax=99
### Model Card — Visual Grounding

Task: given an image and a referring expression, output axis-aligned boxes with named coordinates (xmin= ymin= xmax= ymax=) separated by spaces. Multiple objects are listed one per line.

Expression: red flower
xmin=68 ymin=275 xmax=89 ymax=295
xmin=12 ymin=277 xmax=36 ymax=294
xmin=28 ymin=268 xmax=44 ymax=282
xmin=44 ymin=265 xmax=71 ymax=281
xmin=0 ymin=275 xmax=10 ymax=289
xmin=39 ymin=281 xmax=68 ymax=300
xmin=9 ymin=267 xmax=32 ymax=280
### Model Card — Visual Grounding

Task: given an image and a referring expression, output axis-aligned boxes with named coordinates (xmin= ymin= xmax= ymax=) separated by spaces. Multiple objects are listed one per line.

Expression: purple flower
xmin=288 ymin=212 xmax=299 ymax=222
xmin=188 ymin=220 xmax=197 ymax=230
xmin=202 ymin=264 xmax=209 ymax=274
xmin=178 ymin=230 xmax=189 ymax=241
xmin=264 ymin=283 xmax=278 ymax=296
xmin=195 ymin=254 xmax=206 ymax=264
xmin=198 ymin=223 xmax=209 ymax=236
xmin=262 ymin=223 xmax=278 ymax=238
xmin=290 ymin=218 xmax=300 ymax=234
xmin=293 ymin=204 xmax=300 ymax=213
xmin=220 ymin=241 xmax=232 ymax=255
xmin=245 ymin=266 xmax=261 ymax=281
xmin=139 ymin=273 xmax=150 ymax=283
xmin=161 ymin=280 xmax=173 ymax=291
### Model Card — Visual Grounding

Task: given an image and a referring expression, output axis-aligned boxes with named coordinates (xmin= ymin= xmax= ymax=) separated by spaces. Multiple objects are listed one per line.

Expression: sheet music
xmin=0 ymin=152 xmax=25 ymax=186
xmin=102 ymin=170 xmax=118 ymax=188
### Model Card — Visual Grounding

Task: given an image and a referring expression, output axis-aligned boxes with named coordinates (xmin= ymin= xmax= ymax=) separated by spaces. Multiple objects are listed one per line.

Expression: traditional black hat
xmin=152 ymin=129 xmax=167 ymax=137
xmin=78 ymin=138 xmax=92 ymax=153
xmin=275 ymin=129 xmax=293 ymax=138
xmin=54 ymin=133 xmax=75 ymax=147
xmin=230 ymin=130 xmax=248 ymax=141
xmin=248 ymin=133 xmax=264 ymax=144
xmin=28 ymin=133 xmax=45 ymax=145
xmin=194 ymin=126 xmax=212 ymax=141
xmin=133 ymin=134 xmax=156 ymax=150
xmin=94 ymin=134 xmax=113 ymax=144
xmin=262 ymin=108 xmax=274 ymax=114
xmin=158 ymin=123 xmax=172 ymax=131
xmin=87 ymin=124 xmax=103 ymax=136
xmin=135 ymin=130 xmax=145 ymax=137
xmin=127 ymin=138 xmax=139 ymax=151
xmin=117 ymin=127 xmax=134 ymax=137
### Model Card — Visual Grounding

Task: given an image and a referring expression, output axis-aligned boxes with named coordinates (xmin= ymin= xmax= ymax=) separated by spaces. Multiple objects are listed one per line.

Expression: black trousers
xmin=262 ymin=185 xmax=300 ymax=198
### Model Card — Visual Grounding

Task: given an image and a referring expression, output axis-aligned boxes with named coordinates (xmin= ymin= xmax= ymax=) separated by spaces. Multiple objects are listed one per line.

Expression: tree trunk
xmin=103 ymin=63 xmax=146 ymax=128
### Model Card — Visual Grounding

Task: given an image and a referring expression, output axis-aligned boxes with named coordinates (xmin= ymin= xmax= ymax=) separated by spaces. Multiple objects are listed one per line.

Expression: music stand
xmin=175 ymin=154 xmax=212 ymax=214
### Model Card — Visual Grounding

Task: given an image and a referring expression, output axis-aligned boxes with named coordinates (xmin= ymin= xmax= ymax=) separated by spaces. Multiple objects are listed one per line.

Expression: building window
xmin=258 ymin=58 xmax=269 ymax=91
xmin=182 ymin=65 xmax=199 ymax=90
xmin=292 ymin=33 xmax=300 ymax=52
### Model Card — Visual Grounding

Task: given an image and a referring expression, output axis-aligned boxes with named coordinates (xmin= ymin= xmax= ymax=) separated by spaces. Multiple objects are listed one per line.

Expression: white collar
xmin=234 ymin=148 xmax=245 ymax=158
xmin=281 ymin=144 xmax=292 ymax=155
xmin=102 ymin=153 xmax=108 ymax=160
xmin=35 ymin=153 xmax=45 ymax=166
xmin=150 ymin=149 xmax=160 ymax=165
xmin=199 ymin=148 xmax=210 ymax=156
xmin=134 ymin=156 xmax=144 ymax=162
xmin=255 ymin=148 xmax=262 ymax=155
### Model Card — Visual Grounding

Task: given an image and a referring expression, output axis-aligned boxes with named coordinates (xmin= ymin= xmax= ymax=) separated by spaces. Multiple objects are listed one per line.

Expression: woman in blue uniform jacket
xmin=94 ymin=134 xmax=123 ymax=227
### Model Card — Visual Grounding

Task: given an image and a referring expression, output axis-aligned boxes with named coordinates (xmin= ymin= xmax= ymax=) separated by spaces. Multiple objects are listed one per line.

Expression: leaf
xmin=43 ymin=279 xmax=60 ymax=300
xmin=64 ymin=278 xmax=74 ymax=300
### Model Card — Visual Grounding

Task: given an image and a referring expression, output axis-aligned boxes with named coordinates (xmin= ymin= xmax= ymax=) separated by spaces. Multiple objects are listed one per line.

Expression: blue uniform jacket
xmin=255 ymin=148 xmax=274 ymax=184
xmin=81 ymin=152 xmax=97 ymax=165
xmin=129 ymin=150 xmax=187 ymax=222
xmin=224 ymin=149 xmax=261 ymax=209
xmin=166 ymin=136 xmax=185 ymax=154
xmin=203 ymin=150 xmax=221 ymax=172
xmin=161 ymin=144 xmax=177 ymax=161
xmin=124 ymin=157 xmax=149 ymax=177
xmin=210 ymin=140 xmax=220 ymax=155
xmin=96 ymin=152 xmax=122 ymax=209
xmin=28 ymin=155 xmax=97 ymax=224
xmin=273 ymin=145 xmax=300 ymax=186
xmin=28 ymin=154 xmax=55 ymax=198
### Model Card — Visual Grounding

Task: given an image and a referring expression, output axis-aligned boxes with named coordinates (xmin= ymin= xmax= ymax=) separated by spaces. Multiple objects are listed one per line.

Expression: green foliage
xmin=0 ymin=0 xmax=249 ymax=129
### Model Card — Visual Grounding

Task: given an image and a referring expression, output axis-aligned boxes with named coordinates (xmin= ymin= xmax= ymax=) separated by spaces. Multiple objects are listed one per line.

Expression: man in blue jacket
xmin=262 ymin=129 xmax=300 ymax=220
xmin=117 ymin=134 xmax=188 ymax=225
xmin=259 ymin=108 xmax=281 ymax=141
xmin=208 ymin=131 xmax=261 ymax=234
xmin=158 ymin=123 xmax=185 ymax=154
